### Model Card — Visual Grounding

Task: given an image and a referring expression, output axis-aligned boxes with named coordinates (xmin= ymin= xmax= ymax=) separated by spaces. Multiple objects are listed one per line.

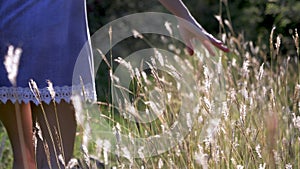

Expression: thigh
xmin=0 ymin=101 xmax=36 ymax=169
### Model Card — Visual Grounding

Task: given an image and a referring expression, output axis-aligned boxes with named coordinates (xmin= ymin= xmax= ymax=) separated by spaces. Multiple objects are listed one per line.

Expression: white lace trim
xmin=0 ymin=83 xmax=96 ymax=105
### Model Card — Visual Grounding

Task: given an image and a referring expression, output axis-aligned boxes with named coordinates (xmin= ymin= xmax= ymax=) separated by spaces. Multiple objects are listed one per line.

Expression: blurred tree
xmin=87 ymin=0 xmax=299 ymax=47
xmin=86 ymin=0 xmax=300 ymax=100
xmin=87 ymin=0 xmax=163 ymax=34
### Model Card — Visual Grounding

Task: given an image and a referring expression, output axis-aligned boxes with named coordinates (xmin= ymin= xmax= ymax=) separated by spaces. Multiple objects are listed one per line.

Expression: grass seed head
xmin=4 ymin=45 xmax=22 ymax=86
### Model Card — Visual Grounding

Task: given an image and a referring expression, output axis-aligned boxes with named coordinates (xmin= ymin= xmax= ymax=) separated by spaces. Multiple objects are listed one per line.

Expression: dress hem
xmin=0 ymin=83 xmax=96 ymax=105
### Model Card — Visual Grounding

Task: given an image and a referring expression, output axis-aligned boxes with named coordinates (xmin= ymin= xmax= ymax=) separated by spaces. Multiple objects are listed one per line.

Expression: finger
xmin=179 ymin=26 xmax=194 ymax=56
xmin=210 ymin=40 xmax=230 ymax=53
xmin=184 ymin=26 xmax=220 ymax=55
xmin=187 ymin=28 xmax=216 ymax=55
xmin=186 ymin=46 xmax=194 ymax=56
xmin=205 ymin=33 xmax=230 ymax=53
xmin=184 ymin=39 xmax=194 ymax=56
xmin=203 ymin=40 xmax=216 ymax=56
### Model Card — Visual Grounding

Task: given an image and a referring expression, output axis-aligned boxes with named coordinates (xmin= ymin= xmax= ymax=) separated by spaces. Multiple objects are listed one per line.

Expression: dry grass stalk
xmin=29 ymin=80 xmax=61 ymax=169
xmin=4 ymin=46 xmax=31 ymax=169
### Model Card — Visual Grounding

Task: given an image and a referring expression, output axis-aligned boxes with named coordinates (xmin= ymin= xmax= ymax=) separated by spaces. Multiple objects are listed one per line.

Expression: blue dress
xmin=0 ymin=0 xmax=95 ymax=104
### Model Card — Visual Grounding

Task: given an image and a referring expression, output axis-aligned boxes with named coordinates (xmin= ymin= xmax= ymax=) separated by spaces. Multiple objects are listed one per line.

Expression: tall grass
xmin=72 ymin=18 xmax=299 ymax=169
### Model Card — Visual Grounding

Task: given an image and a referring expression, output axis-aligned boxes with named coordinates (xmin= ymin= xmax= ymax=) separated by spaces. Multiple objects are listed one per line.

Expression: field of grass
xmin=1 ymin=9 xmax=300 ymax=169
xmin=63 ymin=22 xmax=298 ymax=169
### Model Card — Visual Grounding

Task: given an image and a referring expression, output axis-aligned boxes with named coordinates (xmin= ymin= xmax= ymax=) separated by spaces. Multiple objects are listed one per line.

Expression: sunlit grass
xmin=71 ymin=25 xmax=300 ymax=169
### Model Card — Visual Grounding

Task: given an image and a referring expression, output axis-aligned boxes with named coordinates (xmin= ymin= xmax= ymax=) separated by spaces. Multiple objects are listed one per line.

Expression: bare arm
xmin=158 ymin=0 xmax=229 ymax=54
xmin=158 ymin=0 xmax=193 ymax=22
xmin=158 ymin=0 xmax=201 ymax=29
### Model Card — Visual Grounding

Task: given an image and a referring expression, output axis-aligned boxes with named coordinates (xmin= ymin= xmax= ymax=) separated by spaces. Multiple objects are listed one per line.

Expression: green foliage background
xmin=86 ymin=0 xmax=300 ymax=102
xmin=87 ymin=0 xmax=300 ymax=55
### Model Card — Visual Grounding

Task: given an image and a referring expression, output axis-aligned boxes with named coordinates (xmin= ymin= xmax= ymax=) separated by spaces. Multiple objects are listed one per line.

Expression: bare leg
xmin=0 ymin=101 xmax=36 ymax=169
xmin=32 ymin=100 xmax=76 ymax=169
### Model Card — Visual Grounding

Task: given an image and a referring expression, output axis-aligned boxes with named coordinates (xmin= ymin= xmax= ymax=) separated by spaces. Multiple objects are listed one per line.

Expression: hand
xmin=178 ymin=19 xmax=229 ymax=56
